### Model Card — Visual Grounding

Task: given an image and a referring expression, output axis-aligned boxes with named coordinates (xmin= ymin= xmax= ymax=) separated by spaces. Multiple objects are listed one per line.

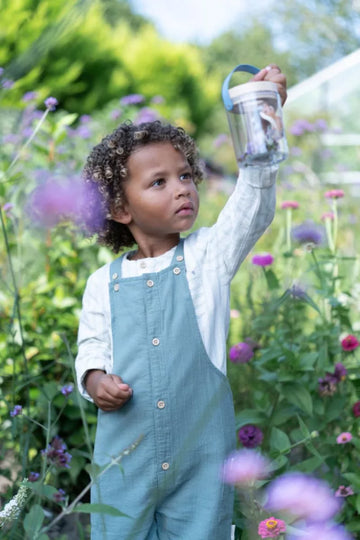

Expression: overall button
xmin=176 ymin=255 xmax=184 ymax=262
xmin=157 ymin=400 xmax=165 ymax=409
xmin=146 ymin=279 xmax=154 ymax=288
xmin=112 ymin=272 xmax=118 ymax=280
xmin=161 ymin=462 xmax=170 ymax=471
xmin=114 ymin=283 xmax=119 ymax=292
xmin=173 ymin=267 xmax=181 ymax=275
xmin=152 ymin=338 xmax=160 ymax=346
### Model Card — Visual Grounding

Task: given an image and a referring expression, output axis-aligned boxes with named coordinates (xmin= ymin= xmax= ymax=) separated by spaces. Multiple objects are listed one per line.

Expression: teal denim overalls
xmin=91 ymin=240 xmax=236 ymax=539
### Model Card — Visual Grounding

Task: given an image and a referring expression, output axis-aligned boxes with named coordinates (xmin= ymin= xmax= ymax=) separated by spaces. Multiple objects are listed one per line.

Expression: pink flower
xmin=221 ymin=449 xmax=270 ymax=486
xmin=336 ymin=432 xmax=352 ymax=444
xmin=252 ymin=253 xmax=274 ymax=267
xmin=258 ymin=517 xmax=286 ymax=538
xmin=325 ymin=189 xmax=344 ymax=199
xmin=230 ymin=309 xmax=240 ymax=319
xmin=281 ymin=200 xmax=299 ymax=209
xmin=335 ymin=485 xmax=354 ymax=497
xmin=229 ymin=342 xmax=254 ymax=363
xmin=341 ymin=334 xmax=359 ymax=351
xmin=352 ymin=400 xmax=360 ymax=418
xmin=321 ymin=212 xmax=334 ymax=221
xmin=264 ymin=472 xmax=341 ymax=523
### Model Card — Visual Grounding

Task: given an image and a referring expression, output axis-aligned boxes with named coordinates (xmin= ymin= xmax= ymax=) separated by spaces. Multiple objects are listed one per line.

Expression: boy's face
xmin=112 ymin=142 xmax=199 ymax=246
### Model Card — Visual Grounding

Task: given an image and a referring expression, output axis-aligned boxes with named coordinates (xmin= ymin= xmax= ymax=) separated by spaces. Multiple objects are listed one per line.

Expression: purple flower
xmin=2 ymin=202 xmax=14 ymax=217
xmin=10 ymin=405 xmax=22 ymax=417
xmin=110 ymin=108 xmax=122 ymax=120
xmin=79 ymin=114 xmax=91 ymax=124
xmin=221 ymin=449 xmax=270 ymax=486
xmin=76 ymin=125 xmax=92 ymax=139
xmin=2 ymin=79 xmax=14 ymax=89
xmin=44 ymin=96 xmax=58 ymax=111
xmin=335 ymin=485 xmax=354 ymax=497
xmin=290 ymin=146 xmax=302 ymax=156
xmin=333 ymin=362 xmax=347 ymax=382
xmin=213 ymin=134 xmax=229 ymax=148
xmin=53 ymin=488 xmax=66 ymax=503
xmin=252 ymin=253 xmax=274 ymax=267
xmin=28 ymin=472 xmax=40 ymax=482
xmin=264 ymin=472 xmax=341 ymax=523
xmin=61 ymin=384 xmax=74 ymax=397
xmin=3 ymin=134 xmax=20 ymax=145
xmin=292 ymin=221 xmax=324 ymax=245
xmin=336 ymin=432 xmax=352 ymax=444
xmin=134 ymin=107 xmax=159 ymax=124
xmin=120 ymin=93 xmax=144 ymax=106
xmin=318 ymin=376 xmax=337 ymax=396
xmin=151 ymin=95 xmax=164 ymax=104
xmin=22 ymin=91 xmax=38 ymax=102
xmin=352 ymin=400 xmax=360 ymax=418
xmin=42 ymin=436 xmax=72 ymax=468
xmin=287 ymin=523 xmax=352 ymax=540
xmin=314 ymin=118 xmax=328 ymax=131
xmin=0 ymin=67 xmax=4 ymax=76
xmin=238 ymin=424 xmax=263 ymax=448
xmin=229 ymin=342 xmax=254 ymax=363
xmin=289 ymin=119 xmax=315 ymax=136
xmin=289 ymin=283 xmax=306 ymax=299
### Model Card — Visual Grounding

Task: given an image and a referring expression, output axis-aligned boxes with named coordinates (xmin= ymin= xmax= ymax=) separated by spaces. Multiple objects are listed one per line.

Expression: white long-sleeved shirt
xmin=76 ymin=166 xmax=277 ymax=400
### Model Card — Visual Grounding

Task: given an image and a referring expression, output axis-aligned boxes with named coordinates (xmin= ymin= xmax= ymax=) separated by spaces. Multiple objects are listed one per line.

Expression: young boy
xmin=76 ymin=65 xmax=286 ymax=540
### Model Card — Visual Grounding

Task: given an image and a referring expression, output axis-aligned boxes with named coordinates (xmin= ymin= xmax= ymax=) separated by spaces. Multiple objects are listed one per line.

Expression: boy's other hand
xmin=85 ymin=370 xmax=133 ymax=411
xmin=251 ymin=64 xmax=287 ymax=106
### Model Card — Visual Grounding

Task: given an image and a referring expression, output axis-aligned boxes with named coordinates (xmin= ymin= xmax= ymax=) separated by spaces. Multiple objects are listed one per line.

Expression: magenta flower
xmin=281 ymin=200 xmax=299 ymax=209
xmin=352 ymin=400 xmax=360 ymax=418
xmin=258 ymin=517 xmax=286 ymax=538
xmin=10 ymin=405 xmax=22 ymax=417
xmin=287 ymin=523 xmax=352 ymax=540
xmin=44 ymin=96 xmax=58 ymax=111
xmin=336 ymin=432 xmax=352 ymax=444
xmin=229 ymin=342 xmax=254 ymax=363
xmin=238 ymin=424 xmax=263 ymax=448
xmin=341 ymin=334 xmax=359 ymax=351
xmin=28 ymin=472 xmax=40 ymax=482
xmin=61 ymin=384 xmax=74 ymax=397
xmin=264 ymin=472 xmax=341 ymax=523
xmin=221 ymin=449 xmax=270 ymax=486
xmin=335 ymin=485 xmax=354 ymax=497
xmin=325 ymin=189 xmax=344 ymax=199
xmin=321 ymin=212 xmax=334 ymax=221
xmin=252 ymin=253 xmax=274 ymax=267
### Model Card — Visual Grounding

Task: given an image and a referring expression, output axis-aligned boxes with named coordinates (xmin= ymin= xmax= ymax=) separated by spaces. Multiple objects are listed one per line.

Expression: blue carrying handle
xmin=222 ymin=64 xmax=260 ymax=111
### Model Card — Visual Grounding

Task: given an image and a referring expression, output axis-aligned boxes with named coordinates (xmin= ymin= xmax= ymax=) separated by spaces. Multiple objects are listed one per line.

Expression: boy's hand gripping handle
xmin=222 ymin=64 xmax=260 ymax=112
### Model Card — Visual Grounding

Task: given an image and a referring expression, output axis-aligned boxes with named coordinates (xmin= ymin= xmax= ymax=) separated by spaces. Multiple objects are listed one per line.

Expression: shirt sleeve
xmin=195 ymin=165 xmax=277 ymax=283
xmin=75 ymin=266 xmax=112 ymax=401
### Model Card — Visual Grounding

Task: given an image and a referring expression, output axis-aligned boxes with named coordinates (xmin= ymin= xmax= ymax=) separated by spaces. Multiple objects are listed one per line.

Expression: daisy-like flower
xmin=341 ymin=334 xmax=359 ymax=351
xmin=281 ymin=200 xmax=299 ymax=209
xmin=258 ymin=517 xmax=286 ymax=538
xmin=229 ymin=342 xmax=254 ymax=363
xmin=325 ymin=189 xmax=344 ymax=199
xmin=336 ymin=432 xmax=352 ymax=444
xmin=221 ymin=449 xmax=270 ymax=486
xmin=252 ymin=253 xmax=274 ymax=267
xmin=238 ymin=424 xmax=263 ymax=448
xmin=352 ymin=400 xmax=360 ymax=418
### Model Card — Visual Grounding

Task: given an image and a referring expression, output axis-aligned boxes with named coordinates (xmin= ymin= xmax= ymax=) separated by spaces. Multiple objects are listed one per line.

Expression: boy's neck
xmin=130 ymin=234 xmax=180 ymax=260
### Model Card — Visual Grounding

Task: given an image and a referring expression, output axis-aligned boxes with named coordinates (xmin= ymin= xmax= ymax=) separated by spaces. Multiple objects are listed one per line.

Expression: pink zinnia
xmin=341 ymin=334 xmax=359 ymax=351
xmin=281 ymin=200 xmax=299 ymax=209
xmin=221 ymin=449 xmax=270 ymax=486
xmin=335 ymin=485 xmax=354 ymax=497
xmin=336 ymin=432 xmax=352 ymax=444
xmin=325 ymin=189 xmax=344 ymax=199
xmin=252 ymin=253 xmax=274 ymax=267
xmin=258 ymin=517 xmax=286 ymax=538
xmin=352 ymin=400 xmax=360 ymax=417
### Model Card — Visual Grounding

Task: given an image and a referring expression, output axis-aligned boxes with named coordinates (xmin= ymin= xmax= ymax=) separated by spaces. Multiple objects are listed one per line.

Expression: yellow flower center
xmin=266 ymin=519 xmax=278 ymax=530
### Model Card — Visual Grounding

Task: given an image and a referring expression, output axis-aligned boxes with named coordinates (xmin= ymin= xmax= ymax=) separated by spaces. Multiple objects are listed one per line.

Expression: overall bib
xmin=91 ymin=241 xmax=236 ymax=540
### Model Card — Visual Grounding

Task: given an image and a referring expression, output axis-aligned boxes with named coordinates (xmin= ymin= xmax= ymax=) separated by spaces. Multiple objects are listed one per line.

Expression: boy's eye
xmin=152 ymin=178 xmax=165 ymax=187
xmin=180 ymin=172 xmax=193 ymax=182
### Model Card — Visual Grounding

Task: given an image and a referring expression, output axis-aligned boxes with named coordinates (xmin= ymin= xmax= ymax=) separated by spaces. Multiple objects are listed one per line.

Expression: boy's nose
xmin=175 ymin=181 xmax=190 ymax=197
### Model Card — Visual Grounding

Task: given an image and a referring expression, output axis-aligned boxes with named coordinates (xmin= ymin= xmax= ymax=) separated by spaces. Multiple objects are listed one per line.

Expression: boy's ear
xmin=111 ymin=204 xmax=132 ymax=225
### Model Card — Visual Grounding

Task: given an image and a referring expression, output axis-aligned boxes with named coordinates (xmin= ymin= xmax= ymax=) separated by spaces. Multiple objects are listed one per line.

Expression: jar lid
xmin=229 ymin=81 xmax=278 ymax=104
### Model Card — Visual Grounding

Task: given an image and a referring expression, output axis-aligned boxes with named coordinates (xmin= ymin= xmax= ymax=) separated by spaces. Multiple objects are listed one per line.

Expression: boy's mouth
xmin=176 ymin=202 xmax=194 ymax=215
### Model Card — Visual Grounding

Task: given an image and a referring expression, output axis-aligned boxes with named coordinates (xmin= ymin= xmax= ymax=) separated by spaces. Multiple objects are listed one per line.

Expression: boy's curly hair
xmin=82 ymin=120 xmax=204 ymax=253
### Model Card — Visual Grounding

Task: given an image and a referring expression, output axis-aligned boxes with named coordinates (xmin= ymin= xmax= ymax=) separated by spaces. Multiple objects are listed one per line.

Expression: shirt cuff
xmin=240 ymin=164 xmax=278 ymax=189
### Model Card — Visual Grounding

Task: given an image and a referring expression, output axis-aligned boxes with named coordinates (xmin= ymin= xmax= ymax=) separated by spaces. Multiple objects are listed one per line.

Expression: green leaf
xmin=297 ymin=414 xmax=311 ymax=439
xmin=26 ymin=481 xmax=58 ymax=501
xmin=293 ymin=456 xmax=324 ymax=473
xmin=281 ymin=383 xmax=313 ymax=415
xmin=73 ymin=503 xmax=130 ymax=518
xmin=268 ymin=454 xmax=288 ymax=471
xmin=270 ymin=427 xmax=291 ymax=453
xmin=356 ymin=494 xmax=360 ymax=515
xmin=264 ymin=269 xmax=280 ymax=290
xmin=343 ymin=473 xmax=360 ymax=491
xmin=23 ymin=504 xmax=45 ymax=536
xmin=235 ymin=409 xmax=266 ymax=428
